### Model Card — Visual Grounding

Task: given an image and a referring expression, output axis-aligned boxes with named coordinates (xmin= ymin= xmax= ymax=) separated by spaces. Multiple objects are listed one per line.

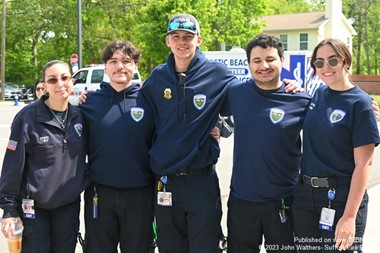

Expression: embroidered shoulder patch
xmin=7 ymin=139 xmax=18 ymax=151
xmin=270 ymin=108 xmax=285 ymax=124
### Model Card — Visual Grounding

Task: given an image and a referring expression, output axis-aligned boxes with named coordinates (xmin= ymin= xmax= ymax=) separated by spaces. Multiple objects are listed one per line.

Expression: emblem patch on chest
xmin=330 ymin=109 xmax=345 ymax=123
xmin=193 ymin=94 xmax=206 ymax=110
xmin=131 ymin=107 xmax=144 ymax=122
xmin=270 ymin=108 xmax=285 ymax=124
xmin=74 ymin=124 xmax=83 ymax=137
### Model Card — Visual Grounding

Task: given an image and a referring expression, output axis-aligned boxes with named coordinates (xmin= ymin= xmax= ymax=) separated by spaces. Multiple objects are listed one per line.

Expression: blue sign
xmin=281 ymin=54 xmax=307 ymax=88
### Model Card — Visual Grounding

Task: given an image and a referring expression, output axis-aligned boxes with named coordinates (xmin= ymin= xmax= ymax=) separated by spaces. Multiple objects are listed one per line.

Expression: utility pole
xmin=1 ymin=0 xmax=6 ymax=100
xmin=77 ymin=0 xmax=82 ymax=69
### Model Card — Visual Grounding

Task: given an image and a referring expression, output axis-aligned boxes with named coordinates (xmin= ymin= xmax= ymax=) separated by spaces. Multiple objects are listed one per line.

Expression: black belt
xmin=302 ymin=175 xmax=331 ymax=188
xmin=175 ymin=164 xmax=214 ymax=176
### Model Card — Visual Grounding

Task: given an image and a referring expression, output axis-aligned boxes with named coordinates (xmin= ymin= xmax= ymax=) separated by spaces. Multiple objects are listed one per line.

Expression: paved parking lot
xmin=0 ymin=101 xmax=379 ymax=252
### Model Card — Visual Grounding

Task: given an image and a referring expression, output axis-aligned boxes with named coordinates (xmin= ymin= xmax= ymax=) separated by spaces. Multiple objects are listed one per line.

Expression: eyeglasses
xmin=168 ymin=21 xmax=197 ymax=33
xmin=45 ymin=75 xmax=71 ymax=85
xmin=36 ymin=87 xmax=45 ymax=92
xmin=314 ymin=57 xmax=340 ymax=69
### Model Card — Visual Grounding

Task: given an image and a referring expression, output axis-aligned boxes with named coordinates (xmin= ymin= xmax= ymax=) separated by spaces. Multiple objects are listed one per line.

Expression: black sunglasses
xmin=314 ymin=57 xmax=340 ymax=69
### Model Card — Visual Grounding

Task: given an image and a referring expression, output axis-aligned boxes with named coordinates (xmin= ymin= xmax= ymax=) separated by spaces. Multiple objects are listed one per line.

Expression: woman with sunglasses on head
xmin=292 ymin=38 xmax=380 ymax=252
xmin=0 ymin=60 xmax=88 ymax=253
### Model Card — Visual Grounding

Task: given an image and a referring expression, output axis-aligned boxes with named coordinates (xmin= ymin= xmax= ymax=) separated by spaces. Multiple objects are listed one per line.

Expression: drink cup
xmin=7 ymin=223 xmax=23 ymax=253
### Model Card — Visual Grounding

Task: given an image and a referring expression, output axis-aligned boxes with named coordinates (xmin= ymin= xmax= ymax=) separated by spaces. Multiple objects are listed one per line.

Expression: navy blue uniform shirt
xmin=0 ymin=97 xmax=88 ymax=217
xmin=141 ymin=48 xmax=238 ymax=175
xmin=226 ymin=79 xmax=311 ymax=202
xmin=80 ymin=82 xmax=155 ymax=188
xmin=301 ymin=85 xmax=380 ymax=177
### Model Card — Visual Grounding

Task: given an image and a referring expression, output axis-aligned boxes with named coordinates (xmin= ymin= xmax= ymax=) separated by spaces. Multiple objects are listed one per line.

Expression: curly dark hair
xmin=245 ymin=33 xmax=284 ymax=63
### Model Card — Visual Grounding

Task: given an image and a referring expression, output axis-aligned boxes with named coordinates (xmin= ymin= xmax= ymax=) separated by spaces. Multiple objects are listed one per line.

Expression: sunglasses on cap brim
xmin=168 ymin=21 xmax=197 ymax=33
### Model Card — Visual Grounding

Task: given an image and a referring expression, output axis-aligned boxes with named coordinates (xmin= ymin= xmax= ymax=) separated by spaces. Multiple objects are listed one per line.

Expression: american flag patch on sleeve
xmin=7 ymin=139 xmax=18 ymax=151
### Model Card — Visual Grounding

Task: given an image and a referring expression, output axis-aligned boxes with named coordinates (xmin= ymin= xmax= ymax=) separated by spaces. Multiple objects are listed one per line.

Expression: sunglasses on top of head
xmin=45 ymin=75 xmax=72 ymax=85
xmin=168 ymin=21 xmax=196 ymax=33
xmin=314 ymin=57 xmax=340 ymax=69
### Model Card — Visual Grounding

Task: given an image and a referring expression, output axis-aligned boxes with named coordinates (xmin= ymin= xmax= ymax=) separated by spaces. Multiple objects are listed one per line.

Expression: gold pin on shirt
xmin=164 ymin=88 xmax=172 ymax=100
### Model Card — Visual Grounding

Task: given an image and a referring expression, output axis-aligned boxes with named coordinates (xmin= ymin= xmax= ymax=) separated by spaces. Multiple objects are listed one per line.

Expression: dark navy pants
xmin=155 ymin=169 xmax=223 ymax=253
xmin=84 ymin=183 xmax=155 ymax=253
xmin=21 ymin=199 xmax=80 ymax=253
xmin=227 ymin=193 xmax=297 ymax=253
xmin=293 ymin=180 xmax=368 ymax=253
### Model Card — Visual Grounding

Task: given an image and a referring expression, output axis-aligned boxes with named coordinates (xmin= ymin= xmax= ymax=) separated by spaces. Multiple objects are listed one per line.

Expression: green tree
xmin=4 ymin=0 xmax=78 ymax=86
xmin=344 ymin=0 xmax=380 ymax=75
xmin=3 ymin=0 xmax=375 ymax=88
xmin=265 ymin=0 xmax=323 ymax=15
xmin=80 ymin=0 xmax=146 ymax=65
xmin=135 ymin=0 xmax=266 ymax=78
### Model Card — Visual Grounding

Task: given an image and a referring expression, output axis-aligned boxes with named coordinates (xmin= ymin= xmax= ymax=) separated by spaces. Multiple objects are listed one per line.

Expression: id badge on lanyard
xmin=22 ymin=198 xmax=35 ymax=219
xmin=157 ymin=175 xmax=172 ymax=207
xmin=319 ymin=188 xmax=336 ymax=231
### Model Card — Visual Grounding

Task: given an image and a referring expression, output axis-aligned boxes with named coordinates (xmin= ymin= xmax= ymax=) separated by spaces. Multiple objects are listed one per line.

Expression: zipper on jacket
xmin=178 ymin=73 xmax=186 ymax=124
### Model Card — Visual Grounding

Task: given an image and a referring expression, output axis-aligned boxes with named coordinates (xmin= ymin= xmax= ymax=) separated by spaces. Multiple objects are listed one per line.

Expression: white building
xmin=260 ymin=0 xmax=356 ymax=52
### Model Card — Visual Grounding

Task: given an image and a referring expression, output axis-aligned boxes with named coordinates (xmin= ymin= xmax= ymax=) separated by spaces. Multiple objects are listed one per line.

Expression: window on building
xmin=299 ymin=33 xmax=308 ymax=50
xmin=279 ymin=34 xmax=288 ymax=51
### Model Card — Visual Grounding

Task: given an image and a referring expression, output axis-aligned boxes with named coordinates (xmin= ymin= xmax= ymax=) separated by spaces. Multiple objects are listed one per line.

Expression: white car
xmin=4 ymin=88 xmax=23 ymax=100
xmin=69 ymin=65 xmax=142 ymax=105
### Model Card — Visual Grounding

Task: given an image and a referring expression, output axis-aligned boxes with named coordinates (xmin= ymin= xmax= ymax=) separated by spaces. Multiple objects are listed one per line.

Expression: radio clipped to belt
xmin=157 ymin=175 xmax=172 ymax=207
xmin=319 ymin=188 xmax=336 ymax=231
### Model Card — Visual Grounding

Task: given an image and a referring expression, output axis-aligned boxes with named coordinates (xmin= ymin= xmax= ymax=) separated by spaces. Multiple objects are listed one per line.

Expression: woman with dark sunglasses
xmin=292 ymin=38 xmax=380 ymax=252
xmin=0 ymin=60 xmax=89 ymax=253
xmin=33 ymin=80 xmax=45 ymax=100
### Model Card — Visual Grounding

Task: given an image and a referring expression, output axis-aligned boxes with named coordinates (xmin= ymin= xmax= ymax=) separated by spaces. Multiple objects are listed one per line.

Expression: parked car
xmin=20 ymin=87 xmax=35 ymax=101
xmin=68 ymin=65 xmax=142 ymax=105
xmin=3 ymin=84 xmax=23 ymax=100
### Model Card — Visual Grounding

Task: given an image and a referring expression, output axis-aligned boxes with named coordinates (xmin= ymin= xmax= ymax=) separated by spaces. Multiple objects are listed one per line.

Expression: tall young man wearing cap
xmin=140 ymin=13 xmax=237 ymax=253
